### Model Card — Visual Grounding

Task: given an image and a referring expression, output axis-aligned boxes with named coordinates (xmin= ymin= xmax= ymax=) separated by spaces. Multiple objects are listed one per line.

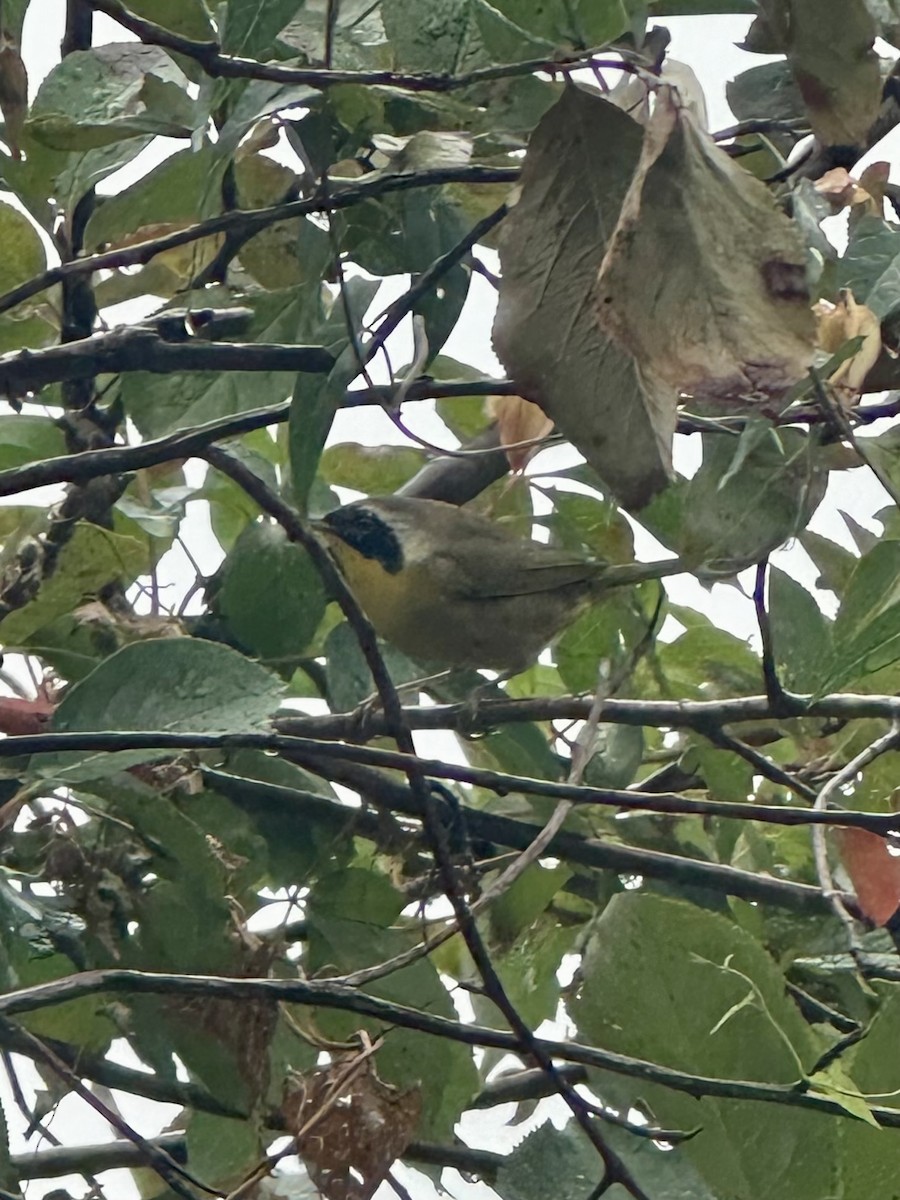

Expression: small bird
xmin=317 ymin=496 xmax=684 ymax=673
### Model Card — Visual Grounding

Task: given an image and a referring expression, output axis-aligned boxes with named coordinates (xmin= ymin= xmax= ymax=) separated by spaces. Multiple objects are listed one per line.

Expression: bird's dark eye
xmin=321 ymin=506 xmax=404 ymax=574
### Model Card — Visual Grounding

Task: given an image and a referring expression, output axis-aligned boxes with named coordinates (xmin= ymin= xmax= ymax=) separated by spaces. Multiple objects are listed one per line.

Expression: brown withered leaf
xmin=493 ymin=85 xmax=671 ymax=509
xmin=751 ymin=0 xmax=880 ymax=149
xmin=0 ymin=32 xmax=26 ymax=160
xmin=487 ymin=394 xmax=553 ymax=472
xmin=814 ymin=163 xmax=888 ymax=216
xmin=286 ymin=1058 xmax=421 ymax=1200
xmin=814 ymin=290 xmax=880 ymax=405
xmin=596 ymin=86 xmax=816 ymax=411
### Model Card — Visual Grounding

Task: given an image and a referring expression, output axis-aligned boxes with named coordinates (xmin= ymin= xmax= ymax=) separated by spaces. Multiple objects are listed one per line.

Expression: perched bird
xmin=317 ymin=496 xmax=683 ymax=673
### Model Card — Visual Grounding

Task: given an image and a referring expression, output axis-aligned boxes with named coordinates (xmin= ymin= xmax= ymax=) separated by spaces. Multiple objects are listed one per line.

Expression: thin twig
xmin=0 ymin=166 xmax=518 ymax=315
xmin=0 ymin=1017 xmax=206 ymax=1200
xmin=753 ymin=560 xmax=800 ymax=714
xmin=702 ymin=724 xmax=817 ymax=803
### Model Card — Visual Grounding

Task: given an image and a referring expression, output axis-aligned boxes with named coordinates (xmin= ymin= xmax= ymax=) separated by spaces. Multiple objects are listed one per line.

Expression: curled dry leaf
xmin=835 ymin=826 xmax=900 ymax=925
xmin=814 ymin=163 xmax=888 ymax=215
xmin=493 ymin=85 xmax=672 ymax=509
xmin=814 ymin=290 xmax=880 ymax=405
xmin=487 ymin=393 xmax=553 ymax=472
xmin=0 ymin=32 xmax=27 ymax=160
xmin=596 ymin=86 xmax=816 ymax=410
xmin=285 ymin=1058 xmax=421 ymax=1200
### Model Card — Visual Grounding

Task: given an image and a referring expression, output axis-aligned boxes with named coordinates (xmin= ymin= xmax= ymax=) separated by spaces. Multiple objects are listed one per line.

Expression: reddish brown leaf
xmin=836 ymin=827 xmax=900 ymax=924
xmin=0 ymin=695 xmax=54 ymax=734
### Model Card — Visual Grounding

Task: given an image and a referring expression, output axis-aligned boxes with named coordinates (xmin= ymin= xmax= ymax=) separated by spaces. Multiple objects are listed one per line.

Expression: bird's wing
xmin=435 ymin=546 xmax=599 ymax=600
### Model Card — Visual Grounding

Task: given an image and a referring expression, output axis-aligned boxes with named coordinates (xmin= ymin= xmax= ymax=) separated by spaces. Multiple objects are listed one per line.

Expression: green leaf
xmin=798 ymin=529 xmax=858 ymax=596
xmin=555 ymin=591 xmax=652 ymax=692
xmin=0 ymin=307 xmax=57 ymax=354
xmin=486 ymin=0 xmax=641 ymax=51
xmin=127 ymin=0 xmax=216 ymax=39
xmin=289 ymin=275 xmax=381 ymax=510
xmin=1 ymin=127 xmax=153 ymax=230
xmin=122 ymin=284 xmax=333 ymax=439
xmin=35 ymin=639 xmax=284 ymax=782
xmin=431 ymin=354 xmax=492 ymax=440
xmin=657 ymin=621 xmax=762 ymax=697
xmin=1 ymin=1 xmax=29 ymax=40
xmin=221 ymin=0 xmax=307 ymax=55
xmin=726 ymin=60 xmax=805 ymax=126
xmin=84 ymin=144 xmax=227 ymax=250
xmin=655 ymin=429 xmax=827 ymax=571
xmin=319 ymin=442 xmax=427 ymax=493
xmin=808 ymin=1063 xmax=879 ymax=1127
xmin=494 ymin=1122 xmax=602 ymax=1200
xmin=0 ymin=202 xmax=45 ymax=294
xmin=684 ymin=741 xmax=755 ymax=803
xmin=0 ymin=414 xmax=64 ymax=469
xmin=186 ymin=1114 xmax=263 ymax=1190
xmin=208 ymin=749 xmax=346 ymax=886
xmin=770 ymin=566 xmax=832 ymax=692
xmin=838 ymin=213 xmax=900 ymax=314
xmin=583 ymin=723 xmax=644 ymax=789
xmin=28 ymin=45 xmax=195 ymax=149
xmin=381 ymin=0 xmax=492 ymax=74
xmin=492 ymin=87 xmax=667 ymax=509
xmin=415 ymin=260 xmax=471 ymax=363
xmin=0 ymin=524 xmax=146 ymax=646
xmin=201 ymin=435 xmax=276 ymax=551
xmin=570 ymin=893 xmax=833 ymax=1200
xmin=824 ymin=541 xmax=900 ymax=690
xmin=341 ymin=187 xmax=470 ymax=276
xmin=217 ymin=520 xmax=327 ymax=672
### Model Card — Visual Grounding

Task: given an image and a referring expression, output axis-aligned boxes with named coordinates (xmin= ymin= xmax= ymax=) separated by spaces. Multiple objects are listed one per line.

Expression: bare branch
xmin=0 ymin=327 xmax=333 ymax=399
xmin=0 ymin=166 xmax=518 ymax=315
xmin=85 ymin=1 xmax=636 ymax=93
xmin=3 ymin=967 xmax=900 ymax=1128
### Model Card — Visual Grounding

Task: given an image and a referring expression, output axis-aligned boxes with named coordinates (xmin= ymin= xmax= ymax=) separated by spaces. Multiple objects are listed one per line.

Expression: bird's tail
xmin=590 ymin=558 xmax=688 ymax=593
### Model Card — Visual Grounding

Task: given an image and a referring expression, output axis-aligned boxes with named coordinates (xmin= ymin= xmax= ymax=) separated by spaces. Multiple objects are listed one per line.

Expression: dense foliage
xmin=4 ymin=2 xmax=900 ymax=1199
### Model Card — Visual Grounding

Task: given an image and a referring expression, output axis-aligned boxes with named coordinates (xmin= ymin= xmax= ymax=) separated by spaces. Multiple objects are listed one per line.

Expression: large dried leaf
xmin=492 ymin=86 xmax=670 ymax=509
xmin=596 ymin=87 xmax=816 ymax=409
xmin=751 ymin=0 xmax=881 ymax=148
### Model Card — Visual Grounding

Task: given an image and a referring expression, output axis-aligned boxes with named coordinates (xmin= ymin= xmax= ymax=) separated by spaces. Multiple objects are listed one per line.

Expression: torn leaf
xmin=596 ymin=86 xmax=816 ymax=410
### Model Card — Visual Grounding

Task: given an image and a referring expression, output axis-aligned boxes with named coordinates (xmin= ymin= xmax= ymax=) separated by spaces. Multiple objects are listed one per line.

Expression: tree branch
xmin=85 ymin=1 xmax=634 ymax=93
xmin=274 ymin=689 xmax=900 ymax=738
xmin=7 ymin=727 xmax=889 ymax=832
xmin=2 ymin=967 xmax=900 ymax=1129
xmin=0 ymin=327 xmax=333 ymax=399
xmin=202 ymin=763 xmax=835 ymax=912
xmin=0 ymin=166 xmax=519 ymax=315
